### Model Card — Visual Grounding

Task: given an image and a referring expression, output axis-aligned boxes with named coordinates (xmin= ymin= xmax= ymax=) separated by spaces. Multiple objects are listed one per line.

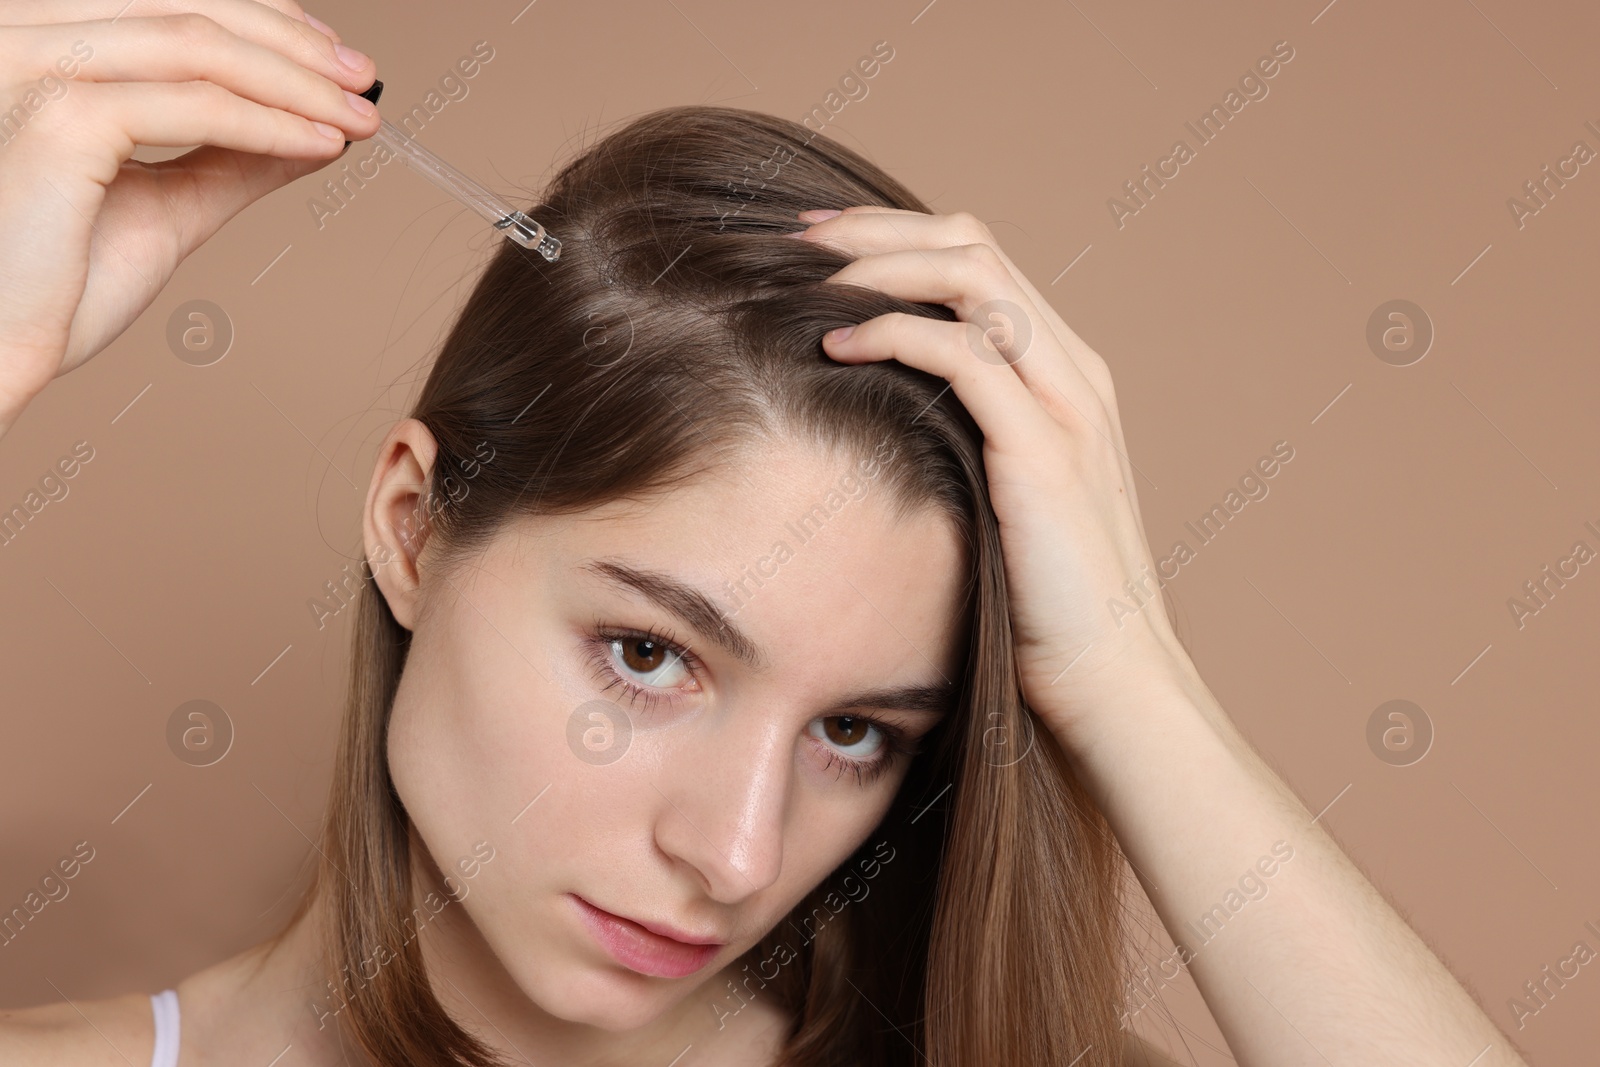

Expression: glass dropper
xmin=358 ymin=81 xmax=560 ymax=262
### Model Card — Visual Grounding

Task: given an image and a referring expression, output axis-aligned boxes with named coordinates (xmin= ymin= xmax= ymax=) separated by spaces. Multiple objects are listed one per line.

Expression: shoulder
xmin=1121 ymin=1028 xmax=1194 ymax=1066
xmin=0 ymin=991 xmax=155 ymax=1066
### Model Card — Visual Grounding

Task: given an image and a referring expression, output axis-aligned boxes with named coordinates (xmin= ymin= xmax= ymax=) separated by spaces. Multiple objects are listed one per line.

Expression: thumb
xmin=153 ymin=143 xmax=355 ymax=261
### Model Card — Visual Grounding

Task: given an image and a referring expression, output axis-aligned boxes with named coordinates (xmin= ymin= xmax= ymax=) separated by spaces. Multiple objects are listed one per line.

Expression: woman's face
xmin=366 ymin=421 xmax=967 ymax=1044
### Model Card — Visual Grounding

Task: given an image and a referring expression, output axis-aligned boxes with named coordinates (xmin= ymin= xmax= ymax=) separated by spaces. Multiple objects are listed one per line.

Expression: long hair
xmin=267 ymin=104 xmax=1129 ymax=1066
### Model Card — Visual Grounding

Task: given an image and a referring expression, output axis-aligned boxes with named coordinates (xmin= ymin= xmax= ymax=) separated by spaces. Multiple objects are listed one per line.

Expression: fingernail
xmin=798 ymin=208 xmax=842 ymax=222
xmin=826 ymin=326 xmax=855 ymax=342
xmin=312 ymin=121 xmax=345 ymax=141
xmin=344 ymin=90 xmax=377 ymax=117
xmin=344 ymin=80 xmax=382 ymax=145
xmin=335 ymin=43 xmax=371 ymax=73
xmin=303 ymin=12 xmax=340 ymax=41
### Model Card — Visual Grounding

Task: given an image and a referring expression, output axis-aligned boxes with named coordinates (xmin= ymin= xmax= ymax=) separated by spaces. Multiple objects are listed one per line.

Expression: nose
xmin=651 ymin=708 xmax=791 ymax=903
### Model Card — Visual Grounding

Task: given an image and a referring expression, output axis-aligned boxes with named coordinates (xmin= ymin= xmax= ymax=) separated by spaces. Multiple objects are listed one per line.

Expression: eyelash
xmin=583 ymin=620 xmax=921 ymax=786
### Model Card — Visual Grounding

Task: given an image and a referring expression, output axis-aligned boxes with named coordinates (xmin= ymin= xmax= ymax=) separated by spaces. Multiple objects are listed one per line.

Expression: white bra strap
xmin=148 ymin=988 xmax=180 ymax=1067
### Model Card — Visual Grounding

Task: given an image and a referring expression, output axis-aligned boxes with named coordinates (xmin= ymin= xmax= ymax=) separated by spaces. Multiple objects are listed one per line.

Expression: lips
xmin=568 ymin=894 xmax=726 ymax=979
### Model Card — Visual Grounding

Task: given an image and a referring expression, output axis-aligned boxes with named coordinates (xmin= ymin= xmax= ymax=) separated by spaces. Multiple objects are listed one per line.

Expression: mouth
xmin=567 ymin=894 xmax=727 ymax=979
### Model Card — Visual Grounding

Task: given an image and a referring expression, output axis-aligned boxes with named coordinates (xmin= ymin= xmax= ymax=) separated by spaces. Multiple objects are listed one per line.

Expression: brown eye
xmin=619 ymin=638 xmax=665 ymax=673
xmin=825 ymin=716 xmax=869 ymax=746
xmin=607 ymin=635 xmax=689 ymax=687
xmin=809 ymin=715 xmax=883 ymax=759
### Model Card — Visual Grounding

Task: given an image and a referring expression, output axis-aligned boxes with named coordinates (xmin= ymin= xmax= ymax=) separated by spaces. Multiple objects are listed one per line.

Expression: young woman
xmin=0 ymin=2 xmax=1530 ymax=1065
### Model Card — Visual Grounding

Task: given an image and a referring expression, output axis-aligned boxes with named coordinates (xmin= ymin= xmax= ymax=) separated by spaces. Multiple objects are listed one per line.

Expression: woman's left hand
xmin=797 ymin=209 xmax=1540 ymax=1067
xmin=793 ymin=206 xmax=1196 ymax=752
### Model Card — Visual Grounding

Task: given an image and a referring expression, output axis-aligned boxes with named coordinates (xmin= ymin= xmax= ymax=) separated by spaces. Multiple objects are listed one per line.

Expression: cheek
xmin=385 ymin=623 xmax=662 ymax=891
xmin=386 ymin=626 xmax=570 ymax=876
xmin=760 ymin=779 xmax=904 ymax=914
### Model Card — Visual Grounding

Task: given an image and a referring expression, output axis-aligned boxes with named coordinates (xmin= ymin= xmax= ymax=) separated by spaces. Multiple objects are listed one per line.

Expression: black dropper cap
xmin=343 ymin=79 xmax=384 ymax=149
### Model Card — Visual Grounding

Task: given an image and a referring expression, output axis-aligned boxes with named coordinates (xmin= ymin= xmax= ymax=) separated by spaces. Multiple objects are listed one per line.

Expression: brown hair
xmin=268 ymin=104 xmax=1129 ymax=1066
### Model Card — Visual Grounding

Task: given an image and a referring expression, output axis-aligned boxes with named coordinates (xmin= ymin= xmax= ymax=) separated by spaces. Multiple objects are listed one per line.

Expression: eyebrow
xmin=579 ymin=558 xmax=957 ymax=718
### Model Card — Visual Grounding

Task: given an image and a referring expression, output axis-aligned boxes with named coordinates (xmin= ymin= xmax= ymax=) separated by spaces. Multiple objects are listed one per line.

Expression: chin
xmin=517 ymin=956 xmax=706 ymax=1032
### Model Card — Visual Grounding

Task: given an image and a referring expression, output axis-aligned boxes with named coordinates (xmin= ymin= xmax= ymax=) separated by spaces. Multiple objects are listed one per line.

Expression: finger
xmin=820 ymin=242 xmax=1107 ymax=434
xmin=141 ymin=144 xmax=339 ymax=259
xmin=14 ymin=14 xmax=378 ymax=140
xmin=809 ymin=209 xmax=1161 ymax=576
xmin=826 ymin=298 xmax=1165 ymax=623
xmin=0 ymin=0 xmax=313 ymax=24
xmin=12 ymin=2 xmax=372 ymax=92
xmin=42 ymin=79 xmax=353 ymax=160
xmin=799 ymin=205 xmax=922 ymax=220
xmin=801 ymin=207 xmax=1118 ymax=409
xmin=803 ymin=207 xmax=1153 ymax=545
xmin=820 ymin=311 xmax=1065 ymax=456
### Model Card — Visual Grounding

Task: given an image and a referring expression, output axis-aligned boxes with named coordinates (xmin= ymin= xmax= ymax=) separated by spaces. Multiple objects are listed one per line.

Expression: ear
xmin=363 ymin=418 xmax=440 ymax=632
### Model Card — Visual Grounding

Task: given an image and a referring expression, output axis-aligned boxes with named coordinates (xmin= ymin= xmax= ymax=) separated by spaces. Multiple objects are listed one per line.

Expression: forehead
xmin=506 ymin=437 xmax=970 ymax=681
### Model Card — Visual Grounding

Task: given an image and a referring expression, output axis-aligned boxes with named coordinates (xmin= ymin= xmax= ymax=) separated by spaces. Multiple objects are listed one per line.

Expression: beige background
xmin=3 ymin=0 xmax=1597 ymax=1063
